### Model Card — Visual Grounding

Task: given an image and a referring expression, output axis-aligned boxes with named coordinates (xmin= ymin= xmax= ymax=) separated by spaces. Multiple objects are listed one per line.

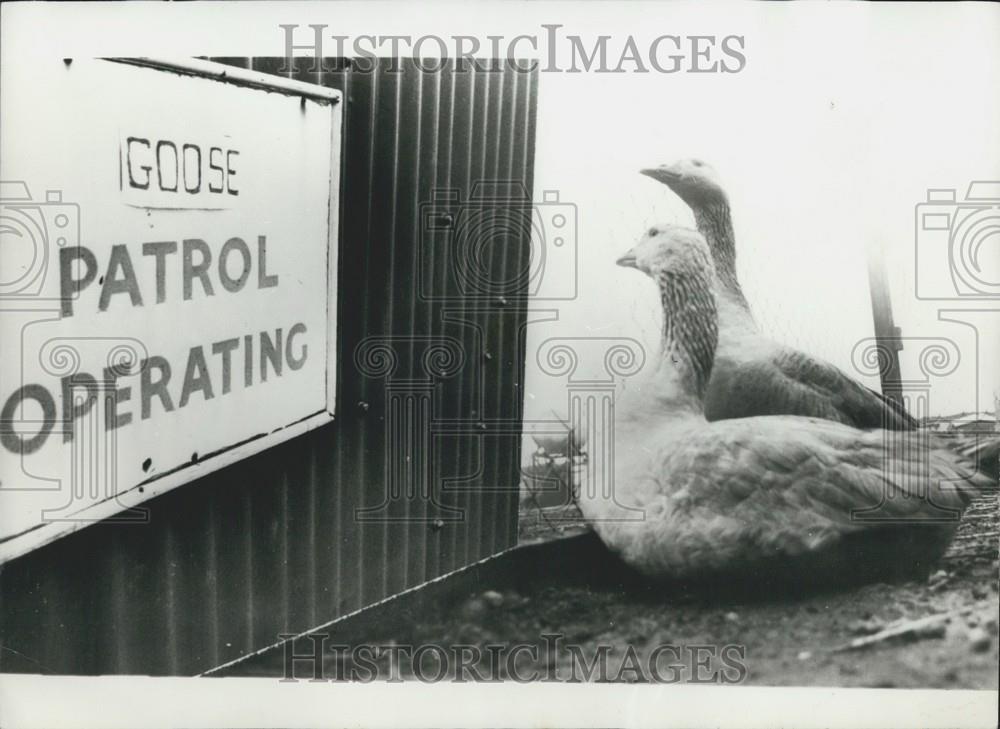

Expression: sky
xmin=521 ymin=6 xmax=1000 ymax=426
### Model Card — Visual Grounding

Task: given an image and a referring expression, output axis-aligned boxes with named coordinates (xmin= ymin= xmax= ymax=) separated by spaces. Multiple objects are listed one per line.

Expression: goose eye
xmin=692 ymin=160 xmax=703 ymax=167
xmin=648 ymin=228 xmax=658 ymax=237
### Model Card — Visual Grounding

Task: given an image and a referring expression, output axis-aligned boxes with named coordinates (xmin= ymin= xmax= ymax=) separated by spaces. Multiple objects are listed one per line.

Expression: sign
xmin=0 ymin=58 xmax=342 ymax=562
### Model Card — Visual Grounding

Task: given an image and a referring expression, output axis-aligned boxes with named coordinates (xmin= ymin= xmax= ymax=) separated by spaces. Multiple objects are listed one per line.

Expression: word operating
xmin=1 ymin=323 xmax=309 ymax=454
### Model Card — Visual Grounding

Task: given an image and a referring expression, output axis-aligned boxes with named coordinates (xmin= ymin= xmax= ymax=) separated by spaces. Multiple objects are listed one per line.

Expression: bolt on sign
xmin=0 ymin=58 xmax=342 ymax=562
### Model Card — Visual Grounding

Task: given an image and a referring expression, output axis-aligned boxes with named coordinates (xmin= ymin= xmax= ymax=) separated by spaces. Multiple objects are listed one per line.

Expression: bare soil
xmin=224 ymin=491 xmax=998 ymax=688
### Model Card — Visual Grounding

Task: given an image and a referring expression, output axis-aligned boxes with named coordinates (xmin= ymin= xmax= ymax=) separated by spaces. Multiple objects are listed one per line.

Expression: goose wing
xmin=956 ymin=434 xmax=1000 ymax=480
xmin=619 ymin=417 xmax=986 ymax=577
xmin=704 ymin=345 xmax=918 ymax=430
xmin=668 ymin=417 xmax=978 ymax=518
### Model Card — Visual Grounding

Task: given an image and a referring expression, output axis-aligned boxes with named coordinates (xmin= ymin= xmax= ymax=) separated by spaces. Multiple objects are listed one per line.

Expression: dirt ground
xmin=227 ymin=488 xmax=998 ymax=687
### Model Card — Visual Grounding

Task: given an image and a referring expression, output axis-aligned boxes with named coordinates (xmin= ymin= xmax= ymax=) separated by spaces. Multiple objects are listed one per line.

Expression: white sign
xmin=0 ymin=58 xmax=342 ymax=562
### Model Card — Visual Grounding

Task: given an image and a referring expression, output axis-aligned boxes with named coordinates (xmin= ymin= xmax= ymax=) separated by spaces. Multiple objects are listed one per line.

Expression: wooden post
xmin=866 ymin=246 xmax=905 ymax=406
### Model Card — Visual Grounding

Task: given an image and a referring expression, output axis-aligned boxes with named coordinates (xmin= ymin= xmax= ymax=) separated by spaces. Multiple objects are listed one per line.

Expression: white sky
xmin=523 ymin=6 xmax=1000 ymax=423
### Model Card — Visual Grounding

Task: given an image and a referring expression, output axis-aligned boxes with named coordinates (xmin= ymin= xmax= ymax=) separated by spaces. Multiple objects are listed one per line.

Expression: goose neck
xmin=654 ymin=267 xmax=718 ymax=412
xmin=693 ymin=202 xmax=750 ymax=311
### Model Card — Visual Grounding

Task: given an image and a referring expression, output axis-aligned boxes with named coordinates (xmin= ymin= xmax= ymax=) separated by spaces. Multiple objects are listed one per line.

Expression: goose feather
xmin=595 ymin=226 xmax=992 ymax=582
xmin=641 ymin=159 xmax=917 ymax=431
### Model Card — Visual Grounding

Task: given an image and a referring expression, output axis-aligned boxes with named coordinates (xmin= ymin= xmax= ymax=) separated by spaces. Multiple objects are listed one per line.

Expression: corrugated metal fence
xmin=0 ymin=56 xmax=539 ymax=675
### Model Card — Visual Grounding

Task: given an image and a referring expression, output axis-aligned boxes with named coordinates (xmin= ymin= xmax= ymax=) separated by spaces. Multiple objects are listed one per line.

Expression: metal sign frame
xmin=0 ymin=57 xmax=343 ymax=563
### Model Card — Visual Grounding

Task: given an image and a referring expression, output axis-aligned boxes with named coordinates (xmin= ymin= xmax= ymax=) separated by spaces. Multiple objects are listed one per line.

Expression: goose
xmin=960 ymin=436 xmax=999 ymax=480
xmin=580 ymin=225 xmax=992 ymax=584
xmin=639 ymin=158 xmax=917 ymax=431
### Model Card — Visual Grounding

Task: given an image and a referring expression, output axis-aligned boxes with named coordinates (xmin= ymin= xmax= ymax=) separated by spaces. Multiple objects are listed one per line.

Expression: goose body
xmin=595 ymin=226 xmax=991 ymax=582
xmin=641 ymin=159 xmax=916 ymax=431
xmin=582 ymin=408 xmax=975 ymax=580
xmin=959 ymin=435 xmax=1000 ymax=480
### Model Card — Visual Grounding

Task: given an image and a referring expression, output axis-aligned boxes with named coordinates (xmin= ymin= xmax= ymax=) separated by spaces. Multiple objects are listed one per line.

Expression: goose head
xmin=618 ymin=224 xmax=719 ymax=408
xmin=640 ymin=158 xmax=727 ymax=207
xmin=616 ymin=224 xmax=715 ymax=281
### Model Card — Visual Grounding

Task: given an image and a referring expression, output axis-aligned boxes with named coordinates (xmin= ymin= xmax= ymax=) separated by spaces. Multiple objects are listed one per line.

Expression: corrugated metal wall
xmin=0 ymin=57 xmax=538 ymax=676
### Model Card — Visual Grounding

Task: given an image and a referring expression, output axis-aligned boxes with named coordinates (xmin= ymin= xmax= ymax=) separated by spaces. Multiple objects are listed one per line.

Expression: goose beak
xmin=640 ymin=166 xmax=680 ymax=184
xmin=616 ymin=252 xmax=638 ymax=269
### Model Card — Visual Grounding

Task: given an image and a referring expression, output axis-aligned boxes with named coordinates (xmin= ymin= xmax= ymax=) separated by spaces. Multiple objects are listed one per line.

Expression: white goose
xmin=640 ymin=159 xmax=916 ymax=431
xmin=580 ymin=225 xmax=991 ymax=582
